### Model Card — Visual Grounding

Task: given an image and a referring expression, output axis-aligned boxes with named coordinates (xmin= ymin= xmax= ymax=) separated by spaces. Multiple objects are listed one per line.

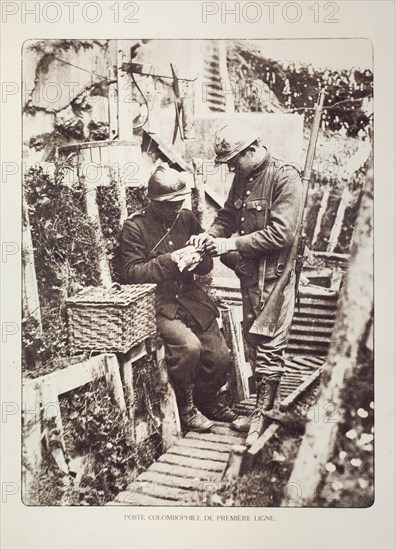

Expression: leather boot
xmin=175 ymin=385 xmax=214 ymax=432
xmin=231 ymin=416 xmax=251 ymax=432
xmin=245 ymin=377 xmax=280 ymax=447
xmin=197 ymin=400 xmax=237 ymax=422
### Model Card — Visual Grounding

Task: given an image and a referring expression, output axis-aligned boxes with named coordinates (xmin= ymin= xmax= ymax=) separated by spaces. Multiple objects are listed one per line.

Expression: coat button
xmin=243 ymin=202 xmax=246 ymax=207
xmin=175 ymin=294 xmax=179 ymax=299
xmin=248 ymin=177 xmax=253 ymax=182
xmin=240 ymin=230 xmax=245 ymax=235
xmin=241 ymin=217 xmax=245 ymax=222
xmin=169 ymin=241 xmax=173 ymax=245
xmin=246 ymin=190 xmax=251 ymax=196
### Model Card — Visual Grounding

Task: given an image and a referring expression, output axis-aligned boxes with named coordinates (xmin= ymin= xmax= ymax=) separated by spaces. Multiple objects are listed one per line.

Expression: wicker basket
xmin=66 ymin=284 xmax=156 ymax=353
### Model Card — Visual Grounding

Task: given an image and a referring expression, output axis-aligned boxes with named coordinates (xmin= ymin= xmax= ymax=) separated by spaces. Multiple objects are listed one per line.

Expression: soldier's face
xmin=227 ymin=148 xmax=256 ymax=177
xmin=152 ymin=199 xmax=184 ymax=224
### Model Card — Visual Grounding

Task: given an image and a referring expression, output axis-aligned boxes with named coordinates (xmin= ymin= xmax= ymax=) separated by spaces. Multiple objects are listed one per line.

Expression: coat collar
xmin=249 ymin=148 xmax=271 ymax=178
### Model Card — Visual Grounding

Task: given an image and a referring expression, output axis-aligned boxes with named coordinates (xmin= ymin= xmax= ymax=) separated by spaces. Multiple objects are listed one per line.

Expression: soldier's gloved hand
xmin=187 ymin=233 xmax=213 ymax=251
xmin=207 ymin=238 xmax=237 ymax=257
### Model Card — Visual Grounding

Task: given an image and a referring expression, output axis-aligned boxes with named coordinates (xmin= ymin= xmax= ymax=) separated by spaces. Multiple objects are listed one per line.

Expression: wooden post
xmin=146 ymin=80 xmax=161 ymax=135
xmin=156 ymin=343 xmax=181 ymax=450
xmin=107 ymin=41 xmax=119 ymax=140
xmin=118 ymin=341 xmax=148 ymax=436
xmin=192 ymin=158 xmax=206 ymax=226
xmin=312 ymin=184 xmax=330 ymax=247
xmin=222 ymin=445 xmax=247 ymax=481
xmin=22 ymin=193 xmax=42 ymax=332
xmin=104 ymin=354 xmax=127 ymax=413
xmin=282 ymin=160 xmax=373 ymax=506
xmin=327 ymin=185 xmax=352 ymax=254
xmin=22 ymin=381 xmax=42 ymax=502
xmin=180 ymin=80 xmax=196 ymax=139
xmin=117 ymin=40 xmax=135 ymax=141
xmin=221 ymin=307 xmax=250 ymax=402
xmin=40 ymin=383 xmax=69 ymax=475
xmin=82 ymin=174 xmax=112 ymax=286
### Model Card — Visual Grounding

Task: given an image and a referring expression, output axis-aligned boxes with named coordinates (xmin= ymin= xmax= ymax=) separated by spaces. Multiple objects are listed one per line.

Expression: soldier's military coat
xmin=120 ymin=205 xmax=219 ymax=329
xmin=209 ymin=151 xmax=303 ymax=376
xmin=120 ymin=204 xmax=229 ymax=399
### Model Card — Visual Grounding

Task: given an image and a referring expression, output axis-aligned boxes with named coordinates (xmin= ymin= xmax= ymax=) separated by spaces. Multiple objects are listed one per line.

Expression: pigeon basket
xmin=66 ymin=284 xmax=156 ymax=353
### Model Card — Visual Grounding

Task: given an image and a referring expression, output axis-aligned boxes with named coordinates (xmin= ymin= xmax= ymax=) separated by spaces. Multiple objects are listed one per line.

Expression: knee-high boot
xmin=174 ymin=384 xmax=214 ymax=432
xmin=245 ymin=376 xmax=280 ymax=447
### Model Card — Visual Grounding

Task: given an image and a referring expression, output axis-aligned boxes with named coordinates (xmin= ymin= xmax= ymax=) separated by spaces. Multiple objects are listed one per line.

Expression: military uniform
xmin=208 ymin=151 xmax=303 ymax=378
xmin=120 ymin=204 xmax=230 ymax=405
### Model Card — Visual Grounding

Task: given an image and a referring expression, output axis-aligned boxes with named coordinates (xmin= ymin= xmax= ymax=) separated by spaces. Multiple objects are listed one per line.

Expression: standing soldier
xmin=190 ymin=125 xmax=303 ymax=446
xmin=120 ymin=165 xmax=237 ymax=433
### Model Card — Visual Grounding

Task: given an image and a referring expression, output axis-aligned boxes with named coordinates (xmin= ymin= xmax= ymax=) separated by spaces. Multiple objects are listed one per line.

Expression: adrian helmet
xmin=214 ymin=124 xmax=261 ymax=164
xmin=147 ymin=166 xmax=190 ymax=202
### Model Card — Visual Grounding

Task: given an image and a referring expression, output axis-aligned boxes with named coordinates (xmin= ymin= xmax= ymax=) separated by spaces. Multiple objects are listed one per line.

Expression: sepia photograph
xmin=20 ymin=37 xmax=375 ymax=509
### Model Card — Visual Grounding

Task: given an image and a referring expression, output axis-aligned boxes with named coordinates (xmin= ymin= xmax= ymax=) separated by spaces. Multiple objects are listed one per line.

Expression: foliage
xmin=23 ymin=166 xmax=101 ymax=376
xmin=88 ymin=120 xmax=110 ymax=141
xmin=317 ymin=337 xmax=374 ymax=507
xmin=27 ymin=40 xmax=94 ymax=57
xmin=200 ymin=343 xmax=374 ymax=509
xmin=132 ymin=348 xmax=169 ymax=419
xmin=125 ymin=186 xmax=149 ymax=214
xmin=29 ymin=374 xmax=162 ymax=506
xmin=227 ymin=41 xmax=373 ymax=137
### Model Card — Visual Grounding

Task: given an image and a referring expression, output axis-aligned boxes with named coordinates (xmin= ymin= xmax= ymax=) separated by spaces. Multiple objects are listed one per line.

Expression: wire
xmin=131 ymin=72 xmax=149 ymax=129
xmin=53 ymin=56 xmax=113 ymax=82
xmin=290 ymin=94 xmax=372 ymax=112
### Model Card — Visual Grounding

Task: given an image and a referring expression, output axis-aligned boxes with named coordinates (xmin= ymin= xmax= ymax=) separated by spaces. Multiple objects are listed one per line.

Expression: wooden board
xmin=184 ymin=431 xmax=245 ymax=446
xmin=158 ymin=453 xmax=226 ymax=473
xmin=138 ymin=471 xmax=206 ymax=491
xmin=170 ymin=445 xmax=228 ymax=463
xmin=126 ymin=481 xmax=193 ymax=502
xmin=176 ymin=438 xmax=235 ymax=453
xmin=114 ymin=491 xmax=177 ymax=506
xmin=148 ymin=462 xmax=222 ymax=482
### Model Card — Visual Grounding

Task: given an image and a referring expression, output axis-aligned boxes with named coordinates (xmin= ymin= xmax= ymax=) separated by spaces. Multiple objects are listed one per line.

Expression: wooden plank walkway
xmin=108 ymin=355 xmax=324 ymax=506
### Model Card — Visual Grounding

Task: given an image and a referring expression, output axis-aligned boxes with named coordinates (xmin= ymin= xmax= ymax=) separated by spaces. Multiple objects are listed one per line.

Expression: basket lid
xmin=66 ymin=284 xmax=156 ymax=306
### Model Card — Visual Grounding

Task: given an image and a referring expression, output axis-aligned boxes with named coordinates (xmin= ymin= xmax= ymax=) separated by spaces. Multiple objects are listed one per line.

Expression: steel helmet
xmin=147 ymin=166 xmax=190 ymax=202
xmin=214 ymin=124 xmax=261 ymax=164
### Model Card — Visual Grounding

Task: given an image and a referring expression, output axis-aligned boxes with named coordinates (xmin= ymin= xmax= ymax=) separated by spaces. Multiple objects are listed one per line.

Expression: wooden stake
xmin=40 ymin=383 xmax=69 ymax=475
xmin=192 ymin=158 xmax=206 ymax=226
xmin=118 ymin=341 xmax=148 ymax=435
xmin=222 ymin=445 xmax=247 ymax=481
xmin=312 ymin=184 xmax=330 ymax=247
xmin=104 ymin=354 xmax=127 ymax=413
xmin=83 ymin=177 xmax=112 ymax=287
xmin=327 ymin=185 xmax=352 ymax=254
xmin=22 ymin=193 xmax=42 ymax=332
xmin=156 ymin=343 xmax=181 ymax=450
xmin=221 ymin=307 xmax=252 ymax=401
xmin=117 ymin=40 xmax=135 ymax=140
xmin=22 ymin=381 xmax=42 ymax=502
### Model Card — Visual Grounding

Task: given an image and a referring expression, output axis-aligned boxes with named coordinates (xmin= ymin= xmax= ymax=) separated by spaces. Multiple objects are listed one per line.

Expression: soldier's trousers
xmin=156 ymin=307 xmax=230 ymax=403
xmin=241 ymin=272 xmax=296 ymax=380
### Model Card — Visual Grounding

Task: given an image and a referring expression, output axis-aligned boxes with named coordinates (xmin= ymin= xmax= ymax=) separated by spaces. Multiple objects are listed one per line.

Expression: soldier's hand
xmin=187 ymin=233 xmax=212 ymax=251
xmin=171 ymin=245 xmax=202 ymax=271
xmin=207 ymin=238 xmax=237 ymax=257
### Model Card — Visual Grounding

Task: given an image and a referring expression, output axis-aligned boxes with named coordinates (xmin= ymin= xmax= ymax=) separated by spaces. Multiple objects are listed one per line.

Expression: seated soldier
xmin=119 ymin=165 xmax=237 ymax=432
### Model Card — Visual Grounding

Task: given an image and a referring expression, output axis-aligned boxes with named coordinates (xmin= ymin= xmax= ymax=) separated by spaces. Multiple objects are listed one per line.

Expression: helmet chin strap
xmin=149 ymin=206 xmax=182 ymax=256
